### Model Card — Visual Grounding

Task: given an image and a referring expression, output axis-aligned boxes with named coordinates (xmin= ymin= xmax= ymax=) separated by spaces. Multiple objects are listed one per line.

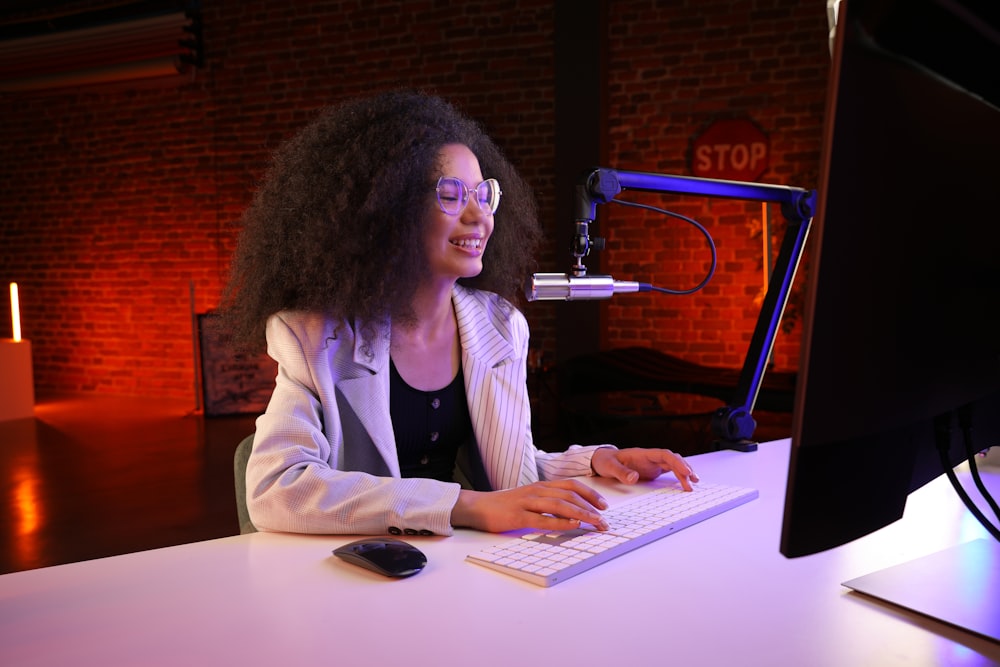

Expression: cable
xmin=935 ymin=413 xmax=1000 ymax=542
xmin=940 ymin=452 xmax=1000 ymax=542
xmin=964 ymin=446 xmax=1000 ymax=525
xmin=958 ymin=406 xmax=1000 ymax=524
xmin=609 ymin=198 xmax=717 ymax=295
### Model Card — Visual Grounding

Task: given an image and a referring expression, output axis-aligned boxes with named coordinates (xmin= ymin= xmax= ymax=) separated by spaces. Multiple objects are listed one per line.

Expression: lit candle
xmin=10 ymin=282 xmax=20 ymax=342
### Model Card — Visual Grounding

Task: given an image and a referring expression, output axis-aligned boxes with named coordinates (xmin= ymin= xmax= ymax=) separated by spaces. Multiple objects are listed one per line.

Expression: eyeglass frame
xmin=434 ymin=176 xmax=502 ymax=216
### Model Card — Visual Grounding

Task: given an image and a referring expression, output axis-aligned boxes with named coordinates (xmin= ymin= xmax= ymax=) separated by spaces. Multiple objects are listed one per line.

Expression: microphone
xmin=526 ymin=273 xmax=645 ymax=301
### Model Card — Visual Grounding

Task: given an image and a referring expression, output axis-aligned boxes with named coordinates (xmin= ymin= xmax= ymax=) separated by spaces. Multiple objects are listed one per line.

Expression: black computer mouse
xmin=332 ymin=538 xmax=427 ymax=578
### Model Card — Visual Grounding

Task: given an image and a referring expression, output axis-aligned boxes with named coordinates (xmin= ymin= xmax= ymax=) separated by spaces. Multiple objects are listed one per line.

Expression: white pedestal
xmin=0 ymin=339 xmax=35 ymax=421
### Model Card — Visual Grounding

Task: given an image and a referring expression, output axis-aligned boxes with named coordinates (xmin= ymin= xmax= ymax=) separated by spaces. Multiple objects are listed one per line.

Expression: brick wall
xmin=602 ymin=1 xmax=829 ymax=370
xmin=0 ymin=0 xmax=829 ymax=401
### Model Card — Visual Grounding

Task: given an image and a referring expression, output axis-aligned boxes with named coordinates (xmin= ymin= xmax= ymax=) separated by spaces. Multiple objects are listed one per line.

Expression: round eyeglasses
xmin=435 ymin=176 xmax=502 ymax=216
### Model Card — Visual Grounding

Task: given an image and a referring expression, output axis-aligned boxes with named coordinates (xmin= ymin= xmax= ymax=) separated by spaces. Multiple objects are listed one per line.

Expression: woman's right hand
xmin=451 ymin=480 xmax=611 ymax=533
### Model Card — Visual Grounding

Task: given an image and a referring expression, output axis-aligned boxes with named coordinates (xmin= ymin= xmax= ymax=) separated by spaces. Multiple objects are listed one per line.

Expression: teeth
xmin=451 ymin=238 xmax=482 ymax=249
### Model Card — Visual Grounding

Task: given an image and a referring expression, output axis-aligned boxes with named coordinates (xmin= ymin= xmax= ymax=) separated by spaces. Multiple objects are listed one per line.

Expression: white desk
xmin=2 ymin=439 xmax=998 ymax=666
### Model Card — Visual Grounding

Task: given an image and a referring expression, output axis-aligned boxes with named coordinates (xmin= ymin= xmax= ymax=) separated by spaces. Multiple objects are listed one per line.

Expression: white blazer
xmin=246 ymin=285 xmax=608 ymax=536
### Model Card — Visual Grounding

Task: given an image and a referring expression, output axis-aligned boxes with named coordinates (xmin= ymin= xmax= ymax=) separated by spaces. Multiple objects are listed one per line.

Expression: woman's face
xmin=423 ymin=143 xmax=496 ymax=285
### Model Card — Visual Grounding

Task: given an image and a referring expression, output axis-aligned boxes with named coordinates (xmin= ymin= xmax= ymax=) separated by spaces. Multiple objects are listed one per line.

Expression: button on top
xmin=430 ymin=397 xmax=441 ymax=409
xmin=429 ymin=431 xmax=439 ymax=442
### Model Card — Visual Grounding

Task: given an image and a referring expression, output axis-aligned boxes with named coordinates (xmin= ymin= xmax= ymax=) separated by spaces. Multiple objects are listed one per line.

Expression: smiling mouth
xmin=450 ymin=238 xmax=483 ymax=250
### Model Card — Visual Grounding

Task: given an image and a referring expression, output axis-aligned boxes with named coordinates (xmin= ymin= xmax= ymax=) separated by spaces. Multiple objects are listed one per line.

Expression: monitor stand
xmin=842 ymin=538 xmax=1000 ymax=644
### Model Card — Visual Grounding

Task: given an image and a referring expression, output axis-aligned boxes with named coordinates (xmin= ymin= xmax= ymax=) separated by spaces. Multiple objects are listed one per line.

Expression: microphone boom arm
xmin=572 ymin=168 xmax=816 ymax=452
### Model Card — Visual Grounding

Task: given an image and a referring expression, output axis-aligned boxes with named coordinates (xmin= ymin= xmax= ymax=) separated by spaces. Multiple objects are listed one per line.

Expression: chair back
xmin=234 ymin=434 xmax=257 ymax=534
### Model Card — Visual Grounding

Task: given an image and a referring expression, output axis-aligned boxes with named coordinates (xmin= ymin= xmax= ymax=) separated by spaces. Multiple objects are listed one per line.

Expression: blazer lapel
xmin=336 ymin=323 xmax=401 ymax=477
xmin=454 ymin=288 xmax=535 ymax=490
xmin=455 ymin=299 xmax=514 ymax=366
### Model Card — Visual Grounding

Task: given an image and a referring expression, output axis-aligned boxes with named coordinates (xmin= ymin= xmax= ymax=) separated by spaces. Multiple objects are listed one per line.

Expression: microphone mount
xmin=555 ymin=167 xmax=816 ymax=452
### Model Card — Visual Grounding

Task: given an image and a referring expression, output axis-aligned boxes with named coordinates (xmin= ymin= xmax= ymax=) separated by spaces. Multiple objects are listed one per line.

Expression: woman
xmin=219 ymin=90 xmax=698 ymax=536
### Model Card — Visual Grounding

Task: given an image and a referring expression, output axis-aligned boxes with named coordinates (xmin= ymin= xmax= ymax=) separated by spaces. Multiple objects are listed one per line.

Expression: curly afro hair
xmin=218 ymin=90 xmax=541 ymax=352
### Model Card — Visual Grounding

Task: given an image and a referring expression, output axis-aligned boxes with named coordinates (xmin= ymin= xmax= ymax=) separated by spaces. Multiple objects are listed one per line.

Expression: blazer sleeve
xmin=245 ymin=312 xmax=461 ymax=536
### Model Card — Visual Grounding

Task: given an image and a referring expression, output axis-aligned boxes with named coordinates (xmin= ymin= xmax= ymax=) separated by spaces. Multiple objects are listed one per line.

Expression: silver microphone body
xmin=527 ymin=273 xmax=641 ymax=301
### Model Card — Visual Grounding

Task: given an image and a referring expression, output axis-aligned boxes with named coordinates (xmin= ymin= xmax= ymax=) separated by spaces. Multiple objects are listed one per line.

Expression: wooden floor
xmin=0 ymin=394 xmax=255 ymax=576
xmin=0 ymin=392 xmax=791 ymax=576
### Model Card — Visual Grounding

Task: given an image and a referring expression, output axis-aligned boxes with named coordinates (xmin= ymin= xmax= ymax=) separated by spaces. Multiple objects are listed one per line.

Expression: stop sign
xmin=691 ymin=119 xmax=770 ymax=181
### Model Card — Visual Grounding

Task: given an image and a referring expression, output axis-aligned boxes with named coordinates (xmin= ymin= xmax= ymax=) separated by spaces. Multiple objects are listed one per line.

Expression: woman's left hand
xmin=590 ymin=447 xmax=700 ymax=491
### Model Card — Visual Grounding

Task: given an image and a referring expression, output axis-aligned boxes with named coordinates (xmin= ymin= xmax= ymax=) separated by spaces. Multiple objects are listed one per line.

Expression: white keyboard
xmin=466 ymin=481 xmax=758 ymax=587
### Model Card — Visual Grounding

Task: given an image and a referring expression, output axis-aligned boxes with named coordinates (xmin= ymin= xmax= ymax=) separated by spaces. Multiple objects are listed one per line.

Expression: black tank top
xmin=389 ymin=359 xmax=472 ymax=482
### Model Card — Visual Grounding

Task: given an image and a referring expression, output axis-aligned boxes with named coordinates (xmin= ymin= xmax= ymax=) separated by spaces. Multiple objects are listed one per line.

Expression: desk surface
xmin=2 ymin=440 xmax=999 ymax=667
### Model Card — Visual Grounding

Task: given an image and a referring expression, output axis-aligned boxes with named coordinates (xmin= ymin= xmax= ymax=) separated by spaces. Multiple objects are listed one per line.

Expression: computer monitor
xmin=780 ymin=0 xmax=1000 ymax=558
